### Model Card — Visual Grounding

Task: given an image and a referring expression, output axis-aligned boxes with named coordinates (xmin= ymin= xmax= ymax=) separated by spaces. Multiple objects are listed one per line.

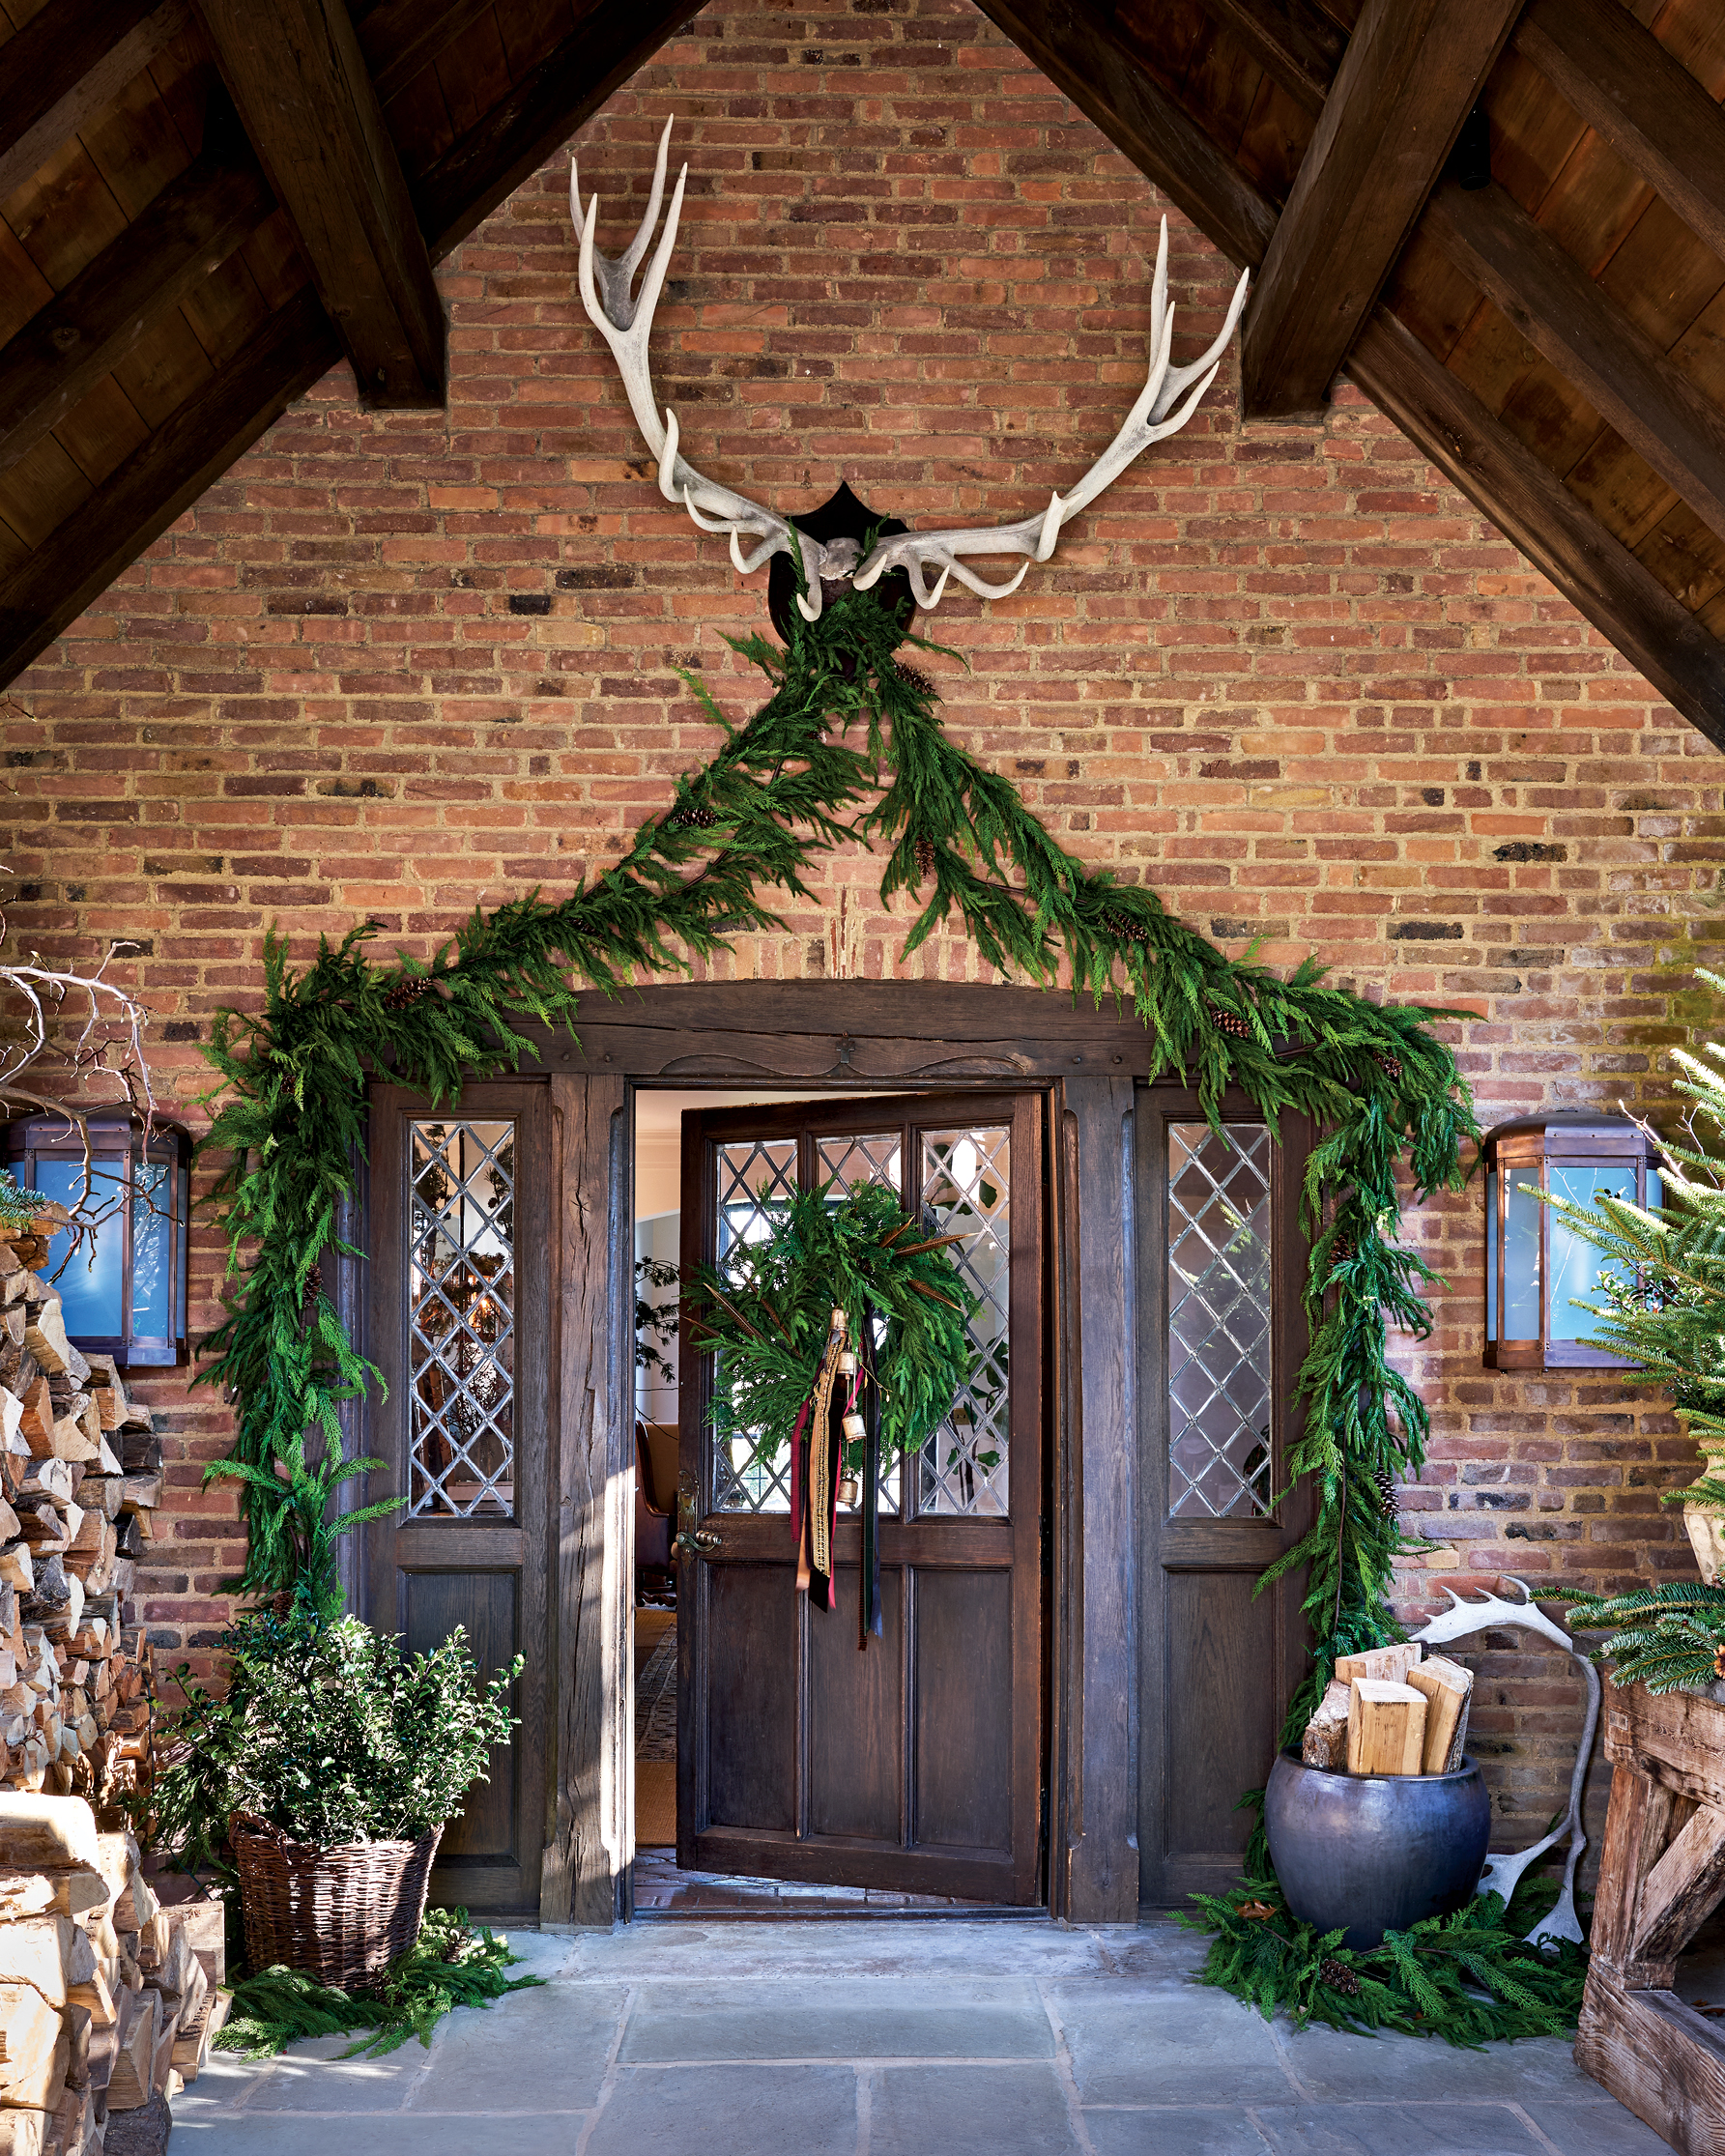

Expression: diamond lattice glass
xmin=408 ymin=1119 xmax=516 ymax=1518
xmin=1166 ymin=1122 xmax=1272 ymax=1519
xmin=712 ymin=1138 xmax=799 ymax=1512
xmin=916 ymin=1126 xmax=1010 ymax=1517
xmin=815 ymin=1132 xmax=903 ymax=1516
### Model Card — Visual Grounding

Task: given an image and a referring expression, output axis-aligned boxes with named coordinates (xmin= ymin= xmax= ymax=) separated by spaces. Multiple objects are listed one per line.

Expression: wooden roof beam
xmin=1424 ymin=177 xmax=1725 ymax=550
xmin=0 ymin=288 xmax=340 ymax=685
xmin=1189 ymin=0 xmax=1346 ymax=116
xmin=963 ymin=0 xmax=1278 ymax=274
xmin=1240 ymin=0 xmax=1522 ymax=418
xmin=1348 ymin=308 xmax=1725 ymax=754
xmin=415 ymin=0 xmax=718 ymax=262
xmin=0 ymin=143 xmax=273 ymax=481
xmin=1513 ymin=0 xmax=1725 ymax=271
xmin=0 ymin=0 xmax=188 ymax=205
xmin=193 ymin=0 xmax=445 ymax=407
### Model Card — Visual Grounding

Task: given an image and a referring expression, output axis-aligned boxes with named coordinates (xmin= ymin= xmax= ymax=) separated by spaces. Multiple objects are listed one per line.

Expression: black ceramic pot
xmin=1263 ymin=1748 xmax=1491 ymax=1950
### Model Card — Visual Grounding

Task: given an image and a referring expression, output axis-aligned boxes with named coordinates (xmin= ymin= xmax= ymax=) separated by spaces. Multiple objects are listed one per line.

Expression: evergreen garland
xmin=197 ymin=586 xmax=1477 ymax=1699
xmin=688 ymin=1182 xmax=980 ymax=1481
xmin=1182 ymin=1878 xmax=1586 ymax=2044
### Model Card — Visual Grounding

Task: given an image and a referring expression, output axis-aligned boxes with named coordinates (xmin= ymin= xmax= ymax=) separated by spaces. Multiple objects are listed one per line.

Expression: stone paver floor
xmin=171 ymin=1915 xmax=1668 ymax=2155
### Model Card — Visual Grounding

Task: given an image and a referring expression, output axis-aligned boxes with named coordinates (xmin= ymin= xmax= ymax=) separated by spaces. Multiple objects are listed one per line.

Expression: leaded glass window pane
xmin=408 ymin=1119 xmax=516 ymax=1518
xmin=815 ymin=1132 xmax=903 ymax=1518
xmin=1167 ymin=1122 xmax=1272 ymax=1518
xmin=712 ymin=1138 xmax=799 ymax=1513
xmin=916 ymin=1126 xmax=1010 ymax=1517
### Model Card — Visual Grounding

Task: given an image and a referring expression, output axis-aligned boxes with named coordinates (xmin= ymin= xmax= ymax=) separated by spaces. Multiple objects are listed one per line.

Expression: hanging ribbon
xmin=792 ymin=1307 xmax=847 ymax=1611
xmin=858 ymin=1297 xmax=882 ymax=1651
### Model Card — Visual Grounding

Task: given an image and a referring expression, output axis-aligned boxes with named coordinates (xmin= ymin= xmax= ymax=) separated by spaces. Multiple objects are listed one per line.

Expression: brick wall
xmin=6 ymin=0 xmax=1722 ymax=1862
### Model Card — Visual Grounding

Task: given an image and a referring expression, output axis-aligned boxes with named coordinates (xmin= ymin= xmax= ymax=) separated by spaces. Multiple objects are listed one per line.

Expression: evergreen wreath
xmin=197 ymin=586 xmax=1478 ymax=1710
xmin=687 ymin=1181 xmax=981 ymax=1483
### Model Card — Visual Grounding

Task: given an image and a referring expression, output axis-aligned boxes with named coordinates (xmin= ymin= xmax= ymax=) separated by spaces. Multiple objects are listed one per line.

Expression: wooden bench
xmin=1576 ymin=1680 xmax=1725 ymax=2152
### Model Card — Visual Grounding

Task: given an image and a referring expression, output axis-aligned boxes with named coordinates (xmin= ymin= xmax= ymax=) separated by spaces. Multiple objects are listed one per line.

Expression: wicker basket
xmin=230 ymin=1816 xmax=442 ymax=1991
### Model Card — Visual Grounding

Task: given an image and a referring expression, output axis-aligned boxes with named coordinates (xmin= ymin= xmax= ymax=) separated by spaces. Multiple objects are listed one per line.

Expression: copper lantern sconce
xmin=1482 ymin=1111 xmax=1662 ymax=1371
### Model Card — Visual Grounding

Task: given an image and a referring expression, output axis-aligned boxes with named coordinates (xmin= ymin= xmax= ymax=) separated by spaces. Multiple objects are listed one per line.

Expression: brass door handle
xmin=675 ymin=1527 xmax=723 ymax=1559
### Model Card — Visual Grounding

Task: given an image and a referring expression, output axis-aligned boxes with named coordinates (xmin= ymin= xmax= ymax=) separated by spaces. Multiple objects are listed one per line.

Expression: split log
xmin=0 ymin=1986 xmax=60 ymax=2089
xmin=1406 ymin=1654 xmax=1474 ymax=1774
xmin=1301 ymin=1679 xmax=1354 ymax=1771
xmin=20 ymin=1312 xmax=68 ymax=1381
xmin=1334 ymin=1642 xmax=1423 ymax=1685
xmin=1347 ymin=1678 xmax=1428 ymax=1776
xmin=0 ymin=1797 xmax=100 ymax=1870
xmin=102 ymin=1988 xmax=158 ymax=2113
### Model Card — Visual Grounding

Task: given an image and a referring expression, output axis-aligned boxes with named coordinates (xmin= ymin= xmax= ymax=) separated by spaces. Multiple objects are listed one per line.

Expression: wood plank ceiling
xmin=2 ymin=0 xmax=1725 ymax=758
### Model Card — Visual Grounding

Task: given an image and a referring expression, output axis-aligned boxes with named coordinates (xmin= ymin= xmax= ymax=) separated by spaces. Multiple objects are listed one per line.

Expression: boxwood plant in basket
xmin=152 ymin=1595 xmax=532 ymax=2055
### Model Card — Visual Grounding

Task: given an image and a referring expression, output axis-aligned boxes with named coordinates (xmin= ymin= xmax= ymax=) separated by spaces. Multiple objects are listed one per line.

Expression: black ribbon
xmin=859 ymin=1299 xmax=883 ymax=1649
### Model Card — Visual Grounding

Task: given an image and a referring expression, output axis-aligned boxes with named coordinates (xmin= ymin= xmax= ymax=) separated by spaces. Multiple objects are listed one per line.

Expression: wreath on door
xmin=686 ymin=1181 xmax=980 ymax=1645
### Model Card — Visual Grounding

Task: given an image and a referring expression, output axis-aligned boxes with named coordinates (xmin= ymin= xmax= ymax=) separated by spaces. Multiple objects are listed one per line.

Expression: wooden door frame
xmin=359 ymin=978 xmax=1229 ymax=1927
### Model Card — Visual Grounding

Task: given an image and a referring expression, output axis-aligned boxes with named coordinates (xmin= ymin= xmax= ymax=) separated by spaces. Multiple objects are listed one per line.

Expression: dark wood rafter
xmin=0 ymin=288 xmax=341 ymax=684
xmin=354 ymin=0 xmax=499 ymax=107
xmin=193 ymin=0 xmax=445 ymax=408
xmin=1347 ymin=309 xmax=1725 ymax=755
xmin=1423 ymin=179 xmax=1725 ymax=551
xmin=1240 ymin=0 xmax=1523 ymax=417
xmin=1189 ymin=0 xmax=1346 ymax=116
xmin=0 ymin=145 xmax=274 ymax=481
xmin=964 ymin=0 xmax=1279 ymax=273
xmin=0 ymin=0 xmax=189 ymax=205
xmin=1512 ymin=0 xmax=1725 ymax=273
xmin=414 ymin=0 xmax=716 ymax=262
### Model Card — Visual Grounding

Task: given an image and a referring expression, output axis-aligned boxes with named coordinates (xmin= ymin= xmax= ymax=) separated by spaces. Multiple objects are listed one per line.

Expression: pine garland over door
xmin=197 ymin=589 xmax=1479 ymax=1705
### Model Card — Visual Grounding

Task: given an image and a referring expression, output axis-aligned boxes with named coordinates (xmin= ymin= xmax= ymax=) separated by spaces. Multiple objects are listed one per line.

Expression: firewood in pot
xmin=1406 ymin=1654 xmax=1473 ymax=1774
xmin=1346 ymin=1679 xmax=1427 ymax=1776
xmin=1301 ymin=1679 xmax=1354 ymax=1771
xmin=1334 ymin=1643 xmax=1423 ymax=1685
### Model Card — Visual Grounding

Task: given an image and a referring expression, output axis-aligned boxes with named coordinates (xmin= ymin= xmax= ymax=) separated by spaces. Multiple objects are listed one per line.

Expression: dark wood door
xmin=676 ymin=1091 xmax=1047 ymax=1903
xmin=366 ymin=1081 xmax=552 ymax=1921
xmin=1136 ymin=1085 xmax=1312 ymax=1906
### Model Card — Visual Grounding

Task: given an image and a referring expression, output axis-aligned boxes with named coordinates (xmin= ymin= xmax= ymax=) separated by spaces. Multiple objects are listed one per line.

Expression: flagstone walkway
xmin=170 ymin=1915 xmax=1667 ymax=2156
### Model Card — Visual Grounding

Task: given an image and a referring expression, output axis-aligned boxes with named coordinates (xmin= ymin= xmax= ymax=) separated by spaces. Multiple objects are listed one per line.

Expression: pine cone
xmin=1373 ymin=1048 xmax=1404 ymax=1084
xmin=1714 ymin=1641 xmax=1725 ymax=1682
xmin=1319 ymin=1956 xmax=1362 ymax=1997
xmin=1331 ymin=1234 xmax=1356 ymax=1268
xmin=305 ymin=1262 xmax=324 ymax=1302
xmin=892 ymin=661 xmax=934 ymax=699
xmin=1207 ymin=1000 xmax=1253 ymax=1040
xmin=384 ymin=975 xmax=436 ymax=1012
xmin=670 ymin=801 xmax=721 ymax=831
xmin=1372 ymin=1466 xmax=1398 ymax=1520
xmin=914 ymin=836 xmax=936 ymax=882
xmin=1103 ymin=910 xmax=1150 ymax=946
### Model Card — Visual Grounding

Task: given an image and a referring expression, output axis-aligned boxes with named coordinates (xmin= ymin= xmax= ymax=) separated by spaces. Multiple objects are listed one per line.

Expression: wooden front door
xmin=366 ymin=1081 xmax=552 ymax=1922
xmin=676 ymin=1091 xmax=1046 ymax=1903
xmin=1136 ymin=1085 xmax=1312 ymax=1906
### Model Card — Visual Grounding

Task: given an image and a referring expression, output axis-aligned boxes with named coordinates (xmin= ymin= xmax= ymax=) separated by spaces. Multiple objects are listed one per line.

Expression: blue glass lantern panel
xmin=33 ymin=1157 xmax=126 ymax=1336
xmin=1547 ymin=1164 xmax=1635 ymax=1340
xmin=1485 ymin=1169 xmax=1497 ymax=1342
xmin=1505 ymin=1176 xmax=1541 ymax=1338
xmin=129 ymin=1163 xmax=172 ymax=1338
xmin=1647 ymin=1167 xmax=1664 ymax=1215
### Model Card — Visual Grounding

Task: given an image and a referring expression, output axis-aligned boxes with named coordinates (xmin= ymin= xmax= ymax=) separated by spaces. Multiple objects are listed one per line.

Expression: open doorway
xmin=628 ymin=1084 xmax=1049 ymax=1916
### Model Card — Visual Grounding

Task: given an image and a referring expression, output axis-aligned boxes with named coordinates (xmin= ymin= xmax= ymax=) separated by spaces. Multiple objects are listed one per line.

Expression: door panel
xmin=1136 ymin=1087 xmax=1312 ymax=1907
xmin=367 ymin=1082 xmax=552 ymax=1921
xmin=676 ymin=1090 xmax=1046 ymax=1903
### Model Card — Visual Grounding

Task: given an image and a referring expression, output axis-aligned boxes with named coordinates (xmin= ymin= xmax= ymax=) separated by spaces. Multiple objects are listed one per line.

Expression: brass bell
xmin=841 ymin=1410 xmax=867 ymax=1442
xmin=838 ymin=1476 xmax=860 ymax=1508
xmin=837 ymin=1350 xmax=857 ymax=1375
xmin=830 ymin=1306 xmax=848 ymax=1331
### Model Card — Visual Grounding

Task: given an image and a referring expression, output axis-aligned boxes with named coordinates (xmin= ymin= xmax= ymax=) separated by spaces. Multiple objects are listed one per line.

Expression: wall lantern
xmin=1482 ymin=1112 xmax=1662 ymax=1371
xmin=2 ymin=1111 xmax=190 ymax=1366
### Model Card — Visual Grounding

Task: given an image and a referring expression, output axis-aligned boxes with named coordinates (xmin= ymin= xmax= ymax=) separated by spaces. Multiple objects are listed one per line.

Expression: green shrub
xmin=153 ymin=1606 xmax=521 ymax=1869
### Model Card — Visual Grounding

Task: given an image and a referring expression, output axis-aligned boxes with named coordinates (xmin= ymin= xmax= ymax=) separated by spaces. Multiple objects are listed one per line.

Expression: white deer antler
xmin=573 ymin=118 xmax=829 ymax=622
xmin=573 ymin=126 xmax=1250 ymax=618
xmin=1411 ymin=1577 xmax=1599 ymax=1949
xmin=850 ymin=219 xmax=1250 ymax=609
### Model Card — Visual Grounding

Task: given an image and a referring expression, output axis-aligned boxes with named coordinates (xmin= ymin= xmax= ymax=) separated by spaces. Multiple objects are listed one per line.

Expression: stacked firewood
xmin=0 ymin=1219 xmax=162 ymax=1804
xmin=1301 ymin=1642 xmax=1476 ymax=1777
xmin=0 ymin=1794 xmax=228 ymax=2156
